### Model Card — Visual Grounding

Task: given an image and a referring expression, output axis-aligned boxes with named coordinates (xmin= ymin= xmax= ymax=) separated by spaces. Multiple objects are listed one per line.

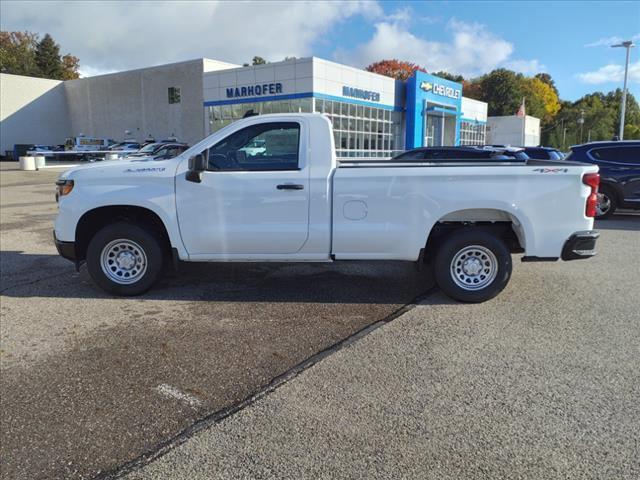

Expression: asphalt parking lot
xmin=0 ymin=163 xmax=433 ymax=479
xmin=1 ymin=162 xmax=639 ymax=479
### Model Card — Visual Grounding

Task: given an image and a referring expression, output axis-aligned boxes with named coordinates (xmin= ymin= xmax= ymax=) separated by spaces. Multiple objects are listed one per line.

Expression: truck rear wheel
xmin=86 ymin=223 xmax=164 ymax=296
xmin=434 ymin=229 xmax=512 ymax=303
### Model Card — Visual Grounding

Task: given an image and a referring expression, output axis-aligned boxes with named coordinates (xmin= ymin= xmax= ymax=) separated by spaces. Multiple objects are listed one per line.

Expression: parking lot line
xmin=155 ymin=384 xmax=203 ymax=409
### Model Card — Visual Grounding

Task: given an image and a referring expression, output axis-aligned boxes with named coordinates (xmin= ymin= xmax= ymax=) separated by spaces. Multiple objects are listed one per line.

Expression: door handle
xmin=277 ymin=184 xmax=304 ymax=190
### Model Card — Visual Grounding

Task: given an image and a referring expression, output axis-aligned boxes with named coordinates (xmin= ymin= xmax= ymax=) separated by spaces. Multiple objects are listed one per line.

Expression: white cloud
xmin=585 ymin=33 xmax=640 ymax=47
xmin=504 ymin=59 xmax=547 ymax=75
xmin=576 ymin=61 xmax=640 ymax=84
xmin=0 ymin=0 xmax=381 ymax=74
xmin=334 ymin=16 xmax=543 ymax=78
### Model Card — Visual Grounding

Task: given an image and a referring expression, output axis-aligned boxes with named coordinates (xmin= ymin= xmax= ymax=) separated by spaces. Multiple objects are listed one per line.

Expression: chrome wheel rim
xmin=450 ymin=245 xmax=498 ymax=291
xmin=596 ymin=193 xmax=611 ymax=216
xmin=100 ymin=239 xmax=147 ymax=285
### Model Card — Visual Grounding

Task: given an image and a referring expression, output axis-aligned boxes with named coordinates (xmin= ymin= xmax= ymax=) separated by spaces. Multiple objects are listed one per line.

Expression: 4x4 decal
xmin=533 ymin=168 xmax=569 ymax=173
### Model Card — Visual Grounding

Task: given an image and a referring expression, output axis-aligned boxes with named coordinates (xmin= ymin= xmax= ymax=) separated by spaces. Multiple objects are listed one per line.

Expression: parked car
xmin=392 ymin=146 xmax=529 ymax=161
xmin=521 ymin=146 xmax=565 ymax=160
xmin=54 ymin=114 xmax=600 ymax=302
xmin=564 ymin=141 xmax=640 ymax=218
xmin=109 ymin=142 xmax=141 ymax=152
xmin=126 ymin=142 xmax=189 ymax=160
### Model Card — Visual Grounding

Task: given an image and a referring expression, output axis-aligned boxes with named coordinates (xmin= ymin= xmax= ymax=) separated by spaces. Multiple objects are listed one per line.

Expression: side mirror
xmin=188 ymin=153 xmax=207 ymax=172
xmin=186 ymin=153 xmax=206 ymax=183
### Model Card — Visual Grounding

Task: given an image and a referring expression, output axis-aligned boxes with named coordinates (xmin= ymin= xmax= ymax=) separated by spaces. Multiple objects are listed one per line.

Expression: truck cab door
xmin=175 ymin=121 xmax=310 ymax=256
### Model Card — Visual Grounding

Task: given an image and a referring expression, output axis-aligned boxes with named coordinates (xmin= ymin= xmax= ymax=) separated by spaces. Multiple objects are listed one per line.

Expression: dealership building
xmin=1 ymin=55 xmax=536 ymax=159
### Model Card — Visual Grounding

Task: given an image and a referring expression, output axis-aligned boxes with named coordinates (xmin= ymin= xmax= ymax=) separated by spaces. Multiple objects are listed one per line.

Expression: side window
xmin=442 ymin=149 xmax=490 ymax=160
xmin=207 ymin=122 xmax=300 ymax=171
xmin=423 ymin=150 xmax=445 ymax=160
xmin=590 ymin=148 xmax=618 ymax=162
xmin=614 ymin=146 xmax=640 ymax=165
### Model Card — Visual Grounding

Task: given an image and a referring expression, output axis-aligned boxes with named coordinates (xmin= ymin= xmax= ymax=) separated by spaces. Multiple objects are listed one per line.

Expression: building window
xmin=459 ymin=120 xmax=486 ymax=146
xmin=168 ymin=87 xmax=181 ymax=104
xmin=314 ymin=98 xmax=403 ymax=159
xmin=207 ymin=98 xmax=313 ymax=135
xmin=207 ymin=97 xmax=403 ymax=159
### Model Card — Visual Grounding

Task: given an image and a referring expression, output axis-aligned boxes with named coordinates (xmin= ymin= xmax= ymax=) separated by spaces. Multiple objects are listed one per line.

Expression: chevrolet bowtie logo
xmin=420 ymin=81 xmax=433 ymax=92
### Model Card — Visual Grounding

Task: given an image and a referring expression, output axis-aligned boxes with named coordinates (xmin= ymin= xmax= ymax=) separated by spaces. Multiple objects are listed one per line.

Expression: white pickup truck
xmin=54 ymin=113 xmax=600 ymax=302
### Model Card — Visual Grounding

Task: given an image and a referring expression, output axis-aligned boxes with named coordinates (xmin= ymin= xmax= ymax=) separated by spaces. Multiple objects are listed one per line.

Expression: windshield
xmin=138 ymin=143 xmax=160 ymax=153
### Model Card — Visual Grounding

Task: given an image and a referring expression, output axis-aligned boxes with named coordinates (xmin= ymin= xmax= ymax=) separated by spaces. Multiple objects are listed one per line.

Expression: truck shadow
xmin=595 ymin=213 xmax=640 ymax=231
xmin=0 ymin=250 xmax=436 ymax=304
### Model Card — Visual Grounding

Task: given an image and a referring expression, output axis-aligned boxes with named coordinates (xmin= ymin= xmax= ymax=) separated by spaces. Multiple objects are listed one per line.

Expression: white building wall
xmin=461 ymin=97 xmax=488 ymax=122
xmin=202 ymin=57 xmax=402 ymax=109
xmin=65 ymin=58 xmax=235 ymax=146
xmin=0 ymin=73 xmax=72 ymax=154
xmin=65 ymin=59 xmax=202 ymax=145
xmin=486 ymin=115 xmax=540 ymax=146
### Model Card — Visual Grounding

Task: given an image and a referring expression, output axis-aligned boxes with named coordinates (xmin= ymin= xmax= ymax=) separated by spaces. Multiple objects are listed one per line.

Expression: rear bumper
xmin=561 ymin=230 xmax=599 ymax=261
xmin=53 ymin=230 xmax=76 ymax=263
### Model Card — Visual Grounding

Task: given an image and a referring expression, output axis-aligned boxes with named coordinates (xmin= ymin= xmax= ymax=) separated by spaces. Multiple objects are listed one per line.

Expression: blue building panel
xmin=406 ymin=71 xmax=464 ymax=148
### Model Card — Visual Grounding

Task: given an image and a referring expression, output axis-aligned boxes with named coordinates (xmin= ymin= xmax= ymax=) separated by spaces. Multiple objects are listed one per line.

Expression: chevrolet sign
xmin=420 ymin=81 xmax=461 ymax=100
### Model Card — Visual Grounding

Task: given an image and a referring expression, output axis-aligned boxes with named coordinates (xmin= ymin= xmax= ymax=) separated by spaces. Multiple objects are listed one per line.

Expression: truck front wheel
xmin=434 ymin=229 xmax=512 ymax=303
xmin=86 ymin=223 xmax=164 ymax=296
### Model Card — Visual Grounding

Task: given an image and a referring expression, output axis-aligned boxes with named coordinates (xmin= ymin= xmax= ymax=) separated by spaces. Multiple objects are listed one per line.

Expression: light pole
xmin=612 ymin=40 xmax=635 ymax=140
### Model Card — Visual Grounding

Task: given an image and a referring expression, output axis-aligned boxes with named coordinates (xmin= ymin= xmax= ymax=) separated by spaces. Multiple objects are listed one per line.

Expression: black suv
xmin=565 ymin=141 xmax=640 ymax=218
xmin=392 ymin=146 xmax=529 ymax=161
xmin=521 ymin=146 xmax=565 ymax=160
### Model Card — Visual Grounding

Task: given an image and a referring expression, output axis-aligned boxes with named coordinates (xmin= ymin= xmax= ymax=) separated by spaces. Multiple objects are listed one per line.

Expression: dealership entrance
xmin=424 ymin=104 xmax=458 ymax=146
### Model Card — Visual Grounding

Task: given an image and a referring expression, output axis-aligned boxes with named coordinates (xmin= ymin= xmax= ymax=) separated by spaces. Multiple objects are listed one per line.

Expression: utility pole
xmin=578 ymin=109 xmax=585 ymax=144
xmin=612 ymin=40 xmax=635 ymax=140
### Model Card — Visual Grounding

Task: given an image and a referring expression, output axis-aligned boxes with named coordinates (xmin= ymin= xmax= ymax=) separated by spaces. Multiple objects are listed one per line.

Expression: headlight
xmin=55 ymin=179 xmax=74 ymax=202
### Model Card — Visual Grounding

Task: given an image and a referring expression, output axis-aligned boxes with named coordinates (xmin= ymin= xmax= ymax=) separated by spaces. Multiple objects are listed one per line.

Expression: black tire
xmin=434 ymin=229 xmax=512 ymax=303
xmin=595 ymin=185 xmax=617 ymax=219
xmin=86 ymin=222 xmax=164 ymax=296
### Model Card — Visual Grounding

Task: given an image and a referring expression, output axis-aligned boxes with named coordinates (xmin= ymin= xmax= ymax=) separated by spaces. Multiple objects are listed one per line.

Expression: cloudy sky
xmin=1 ymin=0 xmax=638 ymax=100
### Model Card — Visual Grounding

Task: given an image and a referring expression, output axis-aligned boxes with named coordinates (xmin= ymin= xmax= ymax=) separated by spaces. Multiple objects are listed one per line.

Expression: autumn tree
xmin=522 ymin=77 xmax=561 ymax=123
xmin=366 ymin=59 xmax=425 ymax=81
xmin=534 ymin=73 xmax=559 ymax=96
xmin=0 ymin=31 xmax=39 ymax=76
xmin=61 ymin=54 xmax=80 ymax=80
xmin=0 ymin=31 xmax=80 ymax=80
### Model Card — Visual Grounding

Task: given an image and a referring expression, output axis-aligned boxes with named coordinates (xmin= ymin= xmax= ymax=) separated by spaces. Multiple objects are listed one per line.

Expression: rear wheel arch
xmin=423 ymin=209 xmax=526 ymax=261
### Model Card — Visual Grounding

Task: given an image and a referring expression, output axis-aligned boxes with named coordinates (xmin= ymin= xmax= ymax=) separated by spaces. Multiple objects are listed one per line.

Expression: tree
xmin=522 ymin=77 xmax=560 ymax=123
xmin=252 ymin=56 xmax=266 ymax=65
xmin=478 ymin=69 xmax=525 ymax=116
xmin=0 ymin=31 xmax=80 ymax=80
xmin=366 ymin=59 xmax=425 ymax=81
xmin=432 ymin=71 xmax=464 ymax=83
xmin=61 ymin=54 xmax=80 ymax=80
xmin=534 ymin=73 xmax=559 ymax=97
xmin=0 ymin=31 xmax=39 ymax=76
xmin=544 ymin=90 xmax=640 ymax=147
xmin=35 ymin=33 xmax=63 ymax=79
xmin=461 ymin=79 xmax=483 ymax=101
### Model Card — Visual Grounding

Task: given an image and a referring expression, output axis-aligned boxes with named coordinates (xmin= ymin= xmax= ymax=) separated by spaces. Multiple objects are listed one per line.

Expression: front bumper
xmin=53 ymin=230 xmax=77 ymax=263
xmin=561 ymin=230 xmax=599 ymax=261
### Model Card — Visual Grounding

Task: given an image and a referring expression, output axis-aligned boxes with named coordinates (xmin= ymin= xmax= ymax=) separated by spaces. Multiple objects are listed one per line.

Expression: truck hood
xmin=57 ymin=157 xmax=177 ymax=181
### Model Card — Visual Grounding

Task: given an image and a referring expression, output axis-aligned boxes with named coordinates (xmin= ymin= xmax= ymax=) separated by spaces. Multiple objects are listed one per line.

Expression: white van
xmin=64 ymin=137 xmax=112 ymax=152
